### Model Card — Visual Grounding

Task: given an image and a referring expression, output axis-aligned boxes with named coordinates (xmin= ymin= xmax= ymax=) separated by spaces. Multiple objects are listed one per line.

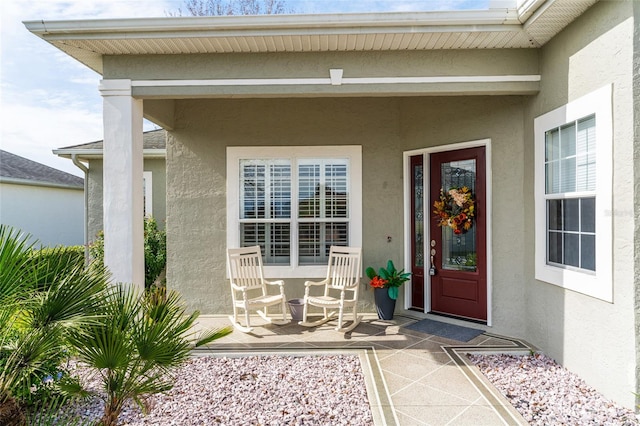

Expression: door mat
xmin=404 ymin=318 xmax=484 ymax=342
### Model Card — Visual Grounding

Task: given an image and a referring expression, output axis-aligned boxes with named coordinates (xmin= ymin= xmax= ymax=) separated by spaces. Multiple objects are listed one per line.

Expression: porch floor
xmin=193 ymin=313 xmax=530 ymax=426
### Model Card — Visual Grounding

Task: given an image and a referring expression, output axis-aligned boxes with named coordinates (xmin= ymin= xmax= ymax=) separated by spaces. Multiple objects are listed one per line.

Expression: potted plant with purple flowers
xmin=366 ymin=260 xmax=411 ymax=320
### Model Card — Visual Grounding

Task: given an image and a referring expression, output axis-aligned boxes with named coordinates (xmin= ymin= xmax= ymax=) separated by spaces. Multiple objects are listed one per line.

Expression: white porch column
xmin=99 ymin=79 xmax=144 ymax=290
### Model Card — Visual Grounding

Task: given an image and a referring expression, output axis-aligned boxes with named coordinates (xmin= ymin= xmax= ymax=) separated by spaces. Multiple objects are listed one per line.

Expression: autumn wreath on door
xmin=433 ymin=186 xmax=475 ymax=234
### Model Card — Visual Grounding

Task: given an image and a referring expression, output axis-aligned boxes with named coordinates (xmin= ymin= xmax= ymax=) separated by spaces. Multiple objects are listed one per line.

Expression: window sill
xmin=263 ymin=265 xmax=332 ymax=280
xmin=535 ymin=264 xmax=612 ymax=302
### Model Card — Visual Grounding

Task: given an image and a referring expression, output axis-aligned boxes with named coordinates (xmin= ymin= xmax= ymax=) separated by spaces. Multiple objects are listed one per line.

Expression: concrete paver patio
xmin=194 ymin=313 xmax=531 ymax=425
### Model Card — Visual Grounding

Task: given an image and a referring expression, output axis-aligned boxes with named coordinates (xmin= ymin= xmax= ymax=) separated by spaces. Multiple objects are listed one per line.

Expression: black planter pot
xmin=374 ymin=288 xmax=396 ymax=320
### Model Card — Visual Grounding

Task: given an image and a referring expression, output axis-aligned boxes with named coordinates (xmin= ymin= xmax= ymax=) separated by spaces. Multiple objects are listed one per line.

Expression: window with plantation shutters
xmin=239 ymin=160 xmax=291 ymax=264
xmin=229 ymin=146 xmax=362 ymax=278
xmin=298 ymin=160 xmax=349 ymax=264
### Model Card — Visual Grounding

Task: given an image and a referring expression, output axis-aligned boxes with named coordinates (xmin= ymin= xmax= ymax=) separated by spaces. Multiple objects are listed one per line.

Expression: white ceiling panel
xmin=27 ymin=1 xmax=598 ymax=74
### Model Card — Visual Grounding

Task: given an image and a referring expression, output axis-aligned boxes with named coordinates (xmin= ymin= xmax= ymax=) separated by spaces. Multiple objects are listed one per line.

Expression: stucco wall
xmin=97 ymin=0 xmax=636 ymax=410
xmin=86 ymin=158 xmax=166 ymax=242
xmin=0 ymin=182 xmax=83 ymax=246
xmin=166 ymin=95 xmax=527 ymax=339
xmin=523 ymin=0 xmax=636 ymax=408
xmin=104 ymin=49 xmax=539 ymax=98
xmin=400 ymin=96 xmax=527 ymax=336
xmin=104 ymin=49 xmax=538 ymax=80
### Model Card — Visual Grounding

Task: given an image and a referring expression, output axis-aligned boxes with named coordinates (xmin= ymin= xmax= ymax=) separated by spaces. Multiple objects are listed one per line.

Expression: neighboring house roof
xmin=0 ymin=150 xmax=84 ymax=189
xmin=53 ymin=129 xmax=166 ymax=160
xmin=23 ymin=0 xmax=597 ymax=74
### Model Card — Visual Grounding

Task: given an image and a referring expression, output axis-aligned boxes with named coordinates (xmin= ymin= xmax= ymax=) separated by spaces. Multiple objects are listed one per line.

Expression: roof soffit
xmin=24 ymin=0 xmax=598 ymax=75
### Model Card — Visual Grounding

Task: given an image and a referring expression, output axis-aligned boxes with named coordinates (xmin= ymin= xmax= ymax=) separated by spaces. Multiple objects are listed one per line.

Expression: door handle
xmin=429 ymin=240 xmax=436 ymax=275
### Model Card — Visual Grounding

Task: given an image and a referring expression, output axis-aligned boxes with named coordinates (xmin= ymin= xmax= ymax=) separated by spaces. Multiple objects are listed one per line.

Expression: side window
xmin=544 ymin=116 xmax=596 ymax=271
xmin=534 ymin=86 xmax=612 ymax=301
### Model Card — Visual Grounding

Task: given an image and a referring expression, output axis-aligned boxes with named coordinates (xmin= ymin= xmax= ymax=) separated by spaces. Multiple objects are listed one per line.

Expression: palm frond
xmin=29 ymin=261 xmax=109 ymax=331
xmin=0 ymin=225 xmax=34 ymax=306
xmin=193 ymin=325 xmax=234 ymax=347
xmin=65 ymin=283 xmax=232 ymax=426
xmin=1 ymin=325 xmax=64 ymax=399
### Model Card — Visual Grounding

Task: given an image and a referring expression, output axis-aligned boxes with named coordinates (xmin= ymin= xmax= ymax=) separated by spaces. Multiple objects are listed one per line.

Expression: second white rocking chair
xmin=300 ymin=246 xmax=362 ymax=333
xmin=227 ymin=246 xmax=288 ymax=333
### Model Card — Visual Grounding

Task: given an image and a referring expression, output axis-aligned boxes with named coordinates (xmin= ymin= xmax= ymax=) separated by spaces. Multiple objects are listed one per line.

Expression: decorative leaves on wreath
xmin=433 ymin=186 xmax=475 ymax=235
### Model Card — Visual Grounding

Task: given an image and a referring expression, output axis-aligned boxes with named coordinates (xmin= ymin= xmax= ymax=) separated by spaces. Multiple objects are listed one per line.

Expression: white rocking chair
xmin=300 ymin=246 xmax=362 ymax=333
xmin=227 ymin=246 xmax=288 ymax=333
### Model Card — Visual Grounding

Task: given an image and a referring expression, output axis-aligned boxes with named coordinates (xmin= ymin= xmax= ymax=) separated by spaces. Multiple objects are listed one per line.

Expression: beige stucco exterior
xmin=164 ymin=95 xmax=528 ymax=332
xmin=161 ymin=2 xmax=640 ymax=408
xmin=522 ymin=0 xmax=637 ymax=407
xmin=85 ymin=158 xmax=167 ymax=242
xmin=99 ymin=45 xmax=540 ymax=334
xmin=24 ymin=0 xmax=640 ymax=411
xmin=103 ymin=49 xmax=540 ymax=99
xmin=104 ymin=1 xmax=637 ymax=409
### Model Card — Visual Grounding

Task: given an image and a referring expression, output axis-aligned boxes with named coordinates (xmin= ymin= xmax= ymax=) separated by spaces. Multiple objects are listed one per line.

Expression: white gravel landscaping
xmin=468 ymin=352 xmax=639 ymax=425
xmin=57 ymin=350 xmax=640 ymax=425
xmin=64 ymin=354 xmax=374 ymax=425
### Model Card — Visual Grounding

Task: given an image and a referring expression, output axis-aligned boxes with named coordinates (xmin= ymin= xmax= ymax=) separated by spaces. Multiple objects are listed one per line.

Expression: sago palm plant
xmin=1 ymin=224 xmax=231 ymax=426
xmin=0 ymin=225 xmax=108 ymax=425
xmin=68 ymin=286 xmax=232 ymax=426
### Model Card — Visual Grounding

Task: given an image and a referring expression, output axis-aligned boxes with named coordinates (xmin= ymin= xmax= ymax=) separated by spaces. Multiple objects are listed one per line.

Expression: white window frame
xmin=143 ymin=171 xmax=153 ymax=217
xmin=227 ymin=146 xmax=362 ymax=278
xmin=534 ymin=85 xmax=612 ymax=302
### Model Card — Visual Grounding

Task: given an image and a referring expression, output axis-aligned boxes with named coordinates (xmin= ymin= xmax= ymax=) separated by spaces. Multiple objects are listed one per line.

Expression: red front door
xmin=429 ymin=147 xmax=487 ymax=321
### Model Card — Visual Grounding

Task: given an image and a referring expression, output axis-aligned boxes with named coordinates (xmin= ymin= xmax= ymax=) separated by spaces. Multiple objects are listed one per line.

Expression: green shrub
xmin=27 ymin=246 xmax=86 ymax=291
xmin=90 ymin=217 xmax=167 ymax=290
xmin=0 ymin=225 xmax=108 ymax=422
xmin=88 ymin=231 xmax=104 ymax=266
xmin=144 ymin=217 xmax=166 ymax=288
xmin=30 ymin=246 xmax=85 ymax=269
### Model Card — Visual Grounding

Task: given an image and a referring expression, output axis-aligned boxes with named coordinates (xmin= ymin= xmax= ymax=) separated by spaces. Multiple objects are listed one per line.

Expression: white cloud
xmin=4 ymin=0 xmax=181 ymax=22
xmin=1 ymin=0 xmax=179 ymax=177
xmin=1 ymin=0 xmax=491 ymax=178
xmin=1 ymin=102 xmax=103 ymax=176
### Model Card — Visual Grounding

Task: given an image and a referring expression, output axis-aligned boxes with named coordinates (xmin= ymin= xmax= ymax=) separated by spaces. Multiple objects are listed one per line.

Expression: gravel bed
xmin=468 ymin=353 xmax=639 ymax=425
xmin=62 ymin=354 xmax=373 ymax=425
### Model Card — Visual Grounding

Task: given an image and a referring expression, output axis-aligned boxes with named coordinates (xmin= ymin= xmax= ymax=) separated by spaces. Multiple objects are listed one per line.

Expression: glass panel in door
xmin=440 ymin=159 xmax=477 ymax=272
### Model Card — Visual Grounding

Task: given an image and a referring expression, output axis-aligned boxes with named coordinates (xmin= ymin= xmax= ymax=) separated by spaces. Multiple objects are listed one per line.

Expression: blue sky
xmin=0 ymin=0 xmax=491 ymax=176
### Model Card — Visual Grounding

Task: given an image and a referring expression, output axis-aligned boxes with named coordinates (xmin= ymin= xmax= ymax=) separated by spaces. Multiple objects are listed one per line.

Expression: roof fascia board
xmin=516 ymin=0 xmax=548 ymax=23
xmin=24 ymin=9 xmax=523 ymax=40
xmin=53 ymin=148 xmax=166 ymax=160
xmin=0 ymin=176 xmax=83 ymax=190
xmin=29 ymin=24 xmax=525 ymax=41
